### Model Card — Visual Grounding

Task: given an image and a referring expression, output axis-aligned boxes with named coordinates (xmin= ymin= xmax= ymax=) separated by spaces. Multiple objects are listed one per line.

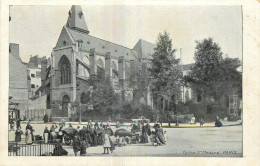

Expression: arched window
xmin=97 ymin=58 xmax=104 ymax=68
xmin=112 ymin=61 xmax=117 ymax=71
xmin=97 ymin=58 xmax=104 ymax=79
xmin=185 ymin=90 xmax=189 ymax=102
xmin=59 ymin=56 xmax=71 ymax=85
xmin=111 ymin=61 xmax=118 ymax=79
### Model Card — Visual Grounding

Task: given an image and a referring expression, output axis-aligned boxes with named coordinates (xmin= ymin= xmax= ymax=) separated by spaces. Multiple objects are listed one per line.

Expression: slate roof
xmin=132 ymin=39 xmax=155 ymax=60
xmin=68 ymin=28 xmax=138 ymax=61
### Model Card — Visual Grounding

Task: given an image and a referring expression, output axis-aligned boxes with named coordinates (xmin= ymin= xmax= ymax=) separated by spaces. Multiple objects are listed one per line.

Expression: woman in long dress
xmin=103 ymin=131 xmax=111 ymax=154
xmin=43 ymin=126 xmax=50 ymax=143
xmin=26 ymin=129 xmax=33 ymax=144
xmin=15 ymin=127 xmax=23 ymax=142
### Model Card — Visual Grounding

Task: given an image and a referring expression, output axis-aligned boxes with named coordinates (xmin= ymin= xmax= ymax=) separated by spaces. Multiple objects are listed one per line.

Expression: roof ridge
xmin=68 ymin=28 xmax=133 ymax=51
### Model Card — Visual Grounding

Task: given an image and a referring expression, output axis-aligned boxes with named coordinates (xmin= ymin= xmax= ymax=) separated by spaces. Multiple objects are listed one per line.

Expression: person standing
xmin=26 ymin=123 xmax=34 ymax=142
xmin=15 ymin=127 xmax=23 ymax=142
xmin=50 ymin=125 xmax=56 ymax=141
xmin=57 ymin=125 xmax=64 ymax=143
xmin=43 ymin=114 xmax=48 ymax=123
xmin=16 ymin=118 xmax=21 ymax=129
xmin=200 ymin=118 xmax=204 ymax=127
xmin=72 ymin=134 xmax=81 ymax=156
xmin=79 ymin=138 xmax=87 ymax=156
xmin=103 ymin=130 xmax=111 ymax=154
xmin=43 ymin=126 xmax=50 ymax=143
xmin=25 ymin=128 xmax=33 ymax=144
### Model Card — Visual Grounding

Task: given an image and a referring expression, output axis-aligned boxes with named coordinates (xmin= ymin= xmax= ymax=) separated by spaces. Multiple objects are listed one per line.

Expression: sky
xmin=9 ymin=5 xmax=242 ymax=64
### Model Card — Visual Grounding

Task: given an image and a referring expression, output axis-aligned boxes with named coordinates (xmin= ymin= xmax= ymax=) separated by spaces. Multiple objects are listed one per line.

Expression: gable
xmin=55 ymin=26 xmax=75 ymax=49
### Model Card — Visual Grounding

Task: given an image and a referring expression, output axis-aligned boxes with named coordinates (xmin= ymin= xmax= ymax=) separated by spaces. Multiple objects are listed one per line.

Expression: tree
xmin=185 ymin=38 xmax=242 ymax=104
xmin=149 ymin=31 xmax=182 ymax=113
xmin=89 ymin=76 xmax=118 ymax=117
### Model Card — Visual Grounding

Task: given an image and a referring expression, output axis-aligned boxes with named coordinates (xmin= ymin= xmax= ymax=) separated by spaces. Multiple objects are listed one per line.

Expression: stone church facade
xmin=40 ymin=5 xmax=154 ymax=120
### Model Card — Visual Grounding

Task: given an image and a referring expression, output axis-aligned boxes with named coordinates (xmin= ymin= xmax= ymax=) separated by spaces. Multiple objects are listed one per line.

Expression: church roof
xmin=132 ymin=39 xmax=155 ymax=60
xmin=68 ymin=28 xmax=137 ymax=61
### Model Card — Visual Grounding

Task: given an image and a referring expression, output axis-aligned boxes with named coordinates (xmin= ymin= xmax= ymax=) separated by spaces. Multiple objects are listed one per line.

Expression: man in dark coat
xmin=43 ymin=114 xmax=48 ymax=123
xmin=72 ymin=134 xmax=81 ymax=156
xmin=16 ymin=118 xmax=21 ymax=129
xmin=141 ymin=125 xmax=148 ymax=143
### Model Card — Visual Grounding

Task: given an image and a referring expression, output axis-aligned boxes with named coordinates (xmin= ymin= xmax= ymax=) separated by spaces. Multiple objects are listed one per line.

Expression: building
xmin=27 ymin=61 xmax=41 ymax=98
xmin=9 ymin=43 xmax=30 ymax=119
xmin=26 ymin=55 xmax=52 ymax=98
xmin=38 ymin=5 xmax=155 ymax=121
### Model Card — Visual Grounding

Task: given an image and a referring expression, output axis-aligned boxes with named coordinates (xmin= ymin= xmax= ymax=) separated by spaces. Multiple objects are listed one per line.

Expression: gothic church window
xmin=185 ymin=90 xmax=189 ymax=102
xmin=111 ymin=61 xmax=118 ymax=79
xmin=59 ymin=55 xmax=71 ymax=85
xmin=97 ymin=58 xmax=104 ymax=79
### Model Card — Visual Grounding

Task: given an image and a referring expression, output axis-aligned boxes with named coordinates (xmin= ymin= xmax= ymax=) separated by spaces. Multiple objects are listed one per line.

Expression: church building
xmin=40 ymin=5 xmax=155 ymax=120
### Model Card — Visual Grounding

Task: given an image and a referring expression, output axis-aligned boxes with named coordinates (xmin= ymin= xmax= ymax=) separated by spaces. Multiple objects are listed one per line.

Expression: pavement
xmin=8 ymin=120 xmax=242 ymax=157
xmin=15 ymin=119 xmax=242 ymax=128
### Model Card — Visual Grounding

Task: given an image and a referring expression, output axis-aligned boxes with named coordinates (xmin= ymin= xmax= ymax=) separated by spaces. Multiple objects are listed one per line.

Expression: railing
xmin=8 ymin=140 xmax=59 ymax=156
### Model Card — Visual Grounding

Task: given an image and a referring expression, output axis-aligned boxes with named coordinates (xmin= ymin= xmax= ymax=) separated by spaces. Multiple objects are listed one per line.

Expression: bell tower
xmin=66 ymin=5 xmax=90 ymax=34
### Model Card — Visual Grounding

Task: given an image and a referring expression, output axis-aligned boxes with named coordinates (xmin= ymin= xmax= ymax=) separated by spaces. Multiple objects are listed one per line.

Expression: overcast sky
xmin=9 ymin=5 xmax=242 ymax=64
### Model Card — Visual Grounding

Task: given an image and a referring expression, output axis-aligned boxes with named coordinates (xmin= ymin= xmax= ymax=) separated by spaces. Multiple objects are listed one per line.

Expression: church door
xmin=62 ymin=95 xmax=69 ymax=117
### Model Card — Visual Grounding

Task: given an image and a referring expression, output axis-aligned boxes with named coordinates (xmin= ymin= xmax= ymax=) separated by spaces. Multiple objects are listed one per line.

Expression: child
xmin=103 ymin=131 xmax=111 ymax=154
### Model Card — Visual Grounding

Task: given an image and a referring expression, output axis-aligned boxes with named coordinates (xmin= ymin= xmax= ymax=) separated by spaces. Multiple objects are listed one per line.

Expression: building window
xmin=185 ymin=90 xmax=189 ymax=102
xmin=31 ymin=74 xmax=35 ymax=78
xmin=59 ymin=55 xmax=71 ymax=85
xmin=77 ymin=40 xmax=83 ymax=48
xmin=63 ymin=41 xmax=66 ymax=46
xmin=31 ymin=84 xmax=35 ymax=88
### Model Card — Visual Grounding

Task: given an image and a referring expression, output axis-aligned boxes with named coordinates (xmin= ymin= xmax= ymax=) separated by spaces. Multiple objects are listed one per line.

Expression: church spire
xmin=66 ymin=5 xmax=90 ymax=34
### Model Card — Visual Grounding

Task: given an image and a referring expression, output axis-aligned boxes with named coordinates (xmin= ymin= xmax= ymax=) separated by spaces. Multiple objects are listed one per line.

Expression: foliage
xmin=149 ymin=31 xmax=182 ymax=101
xmin=185 ymin=38 xmax=242 ymax=103
xmin=89 ymin=76 xmax=119 ymax=116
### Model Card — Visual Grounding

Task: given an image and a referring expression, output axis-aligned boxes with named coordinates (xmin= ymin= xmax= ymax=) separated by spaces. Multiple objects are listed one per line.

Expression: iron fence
xmin=8 ymin=140 xmax=59 ymax=156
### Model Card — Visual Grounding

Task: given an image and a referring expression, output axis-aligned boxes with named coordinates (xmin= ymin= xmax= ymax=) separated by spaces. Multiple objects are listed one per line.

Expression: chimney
xmin=89 ymin=48 xmax=97 ymax=76
xmin=41 ymin=56 xmax=47 ymax=85
xmin=105 ymin=52 xmax=111 ymax=81
xmin=118 ymin=56 xmax=125 ymax=89
xmin=9 ymin=43 xmax=22 ymax=62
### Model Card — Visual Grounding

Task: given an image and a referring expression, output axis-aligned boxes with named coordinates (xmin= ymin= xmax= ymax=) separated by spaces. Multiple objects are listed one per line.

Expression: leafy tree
xmin=90 ymin=76 xmax=118 ymax=116
xmin=185 ymin=38 xmax=242 ymax=104
xmin=149 ymin=31 xmax=182 ymax=112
